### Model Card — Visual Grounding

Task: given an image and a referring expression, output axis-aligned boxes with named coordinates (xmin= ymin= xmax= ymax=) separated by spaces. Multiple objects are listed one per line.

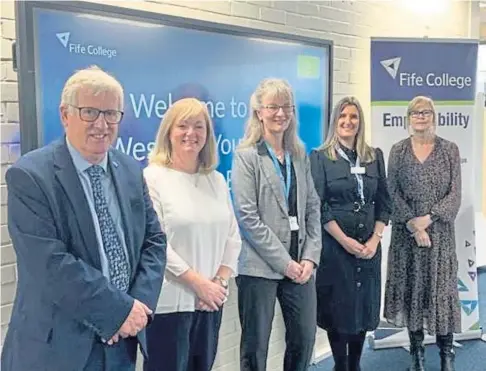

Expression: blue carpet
xmin=311 ymin=269 xmax=486 ymax=371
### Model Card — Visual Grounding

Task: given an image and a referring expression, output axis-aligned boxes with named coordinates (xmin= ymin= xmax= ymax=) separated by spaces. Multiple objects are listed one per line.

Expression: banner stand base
xmin=369 ymin=329 xmax=483 ymax=350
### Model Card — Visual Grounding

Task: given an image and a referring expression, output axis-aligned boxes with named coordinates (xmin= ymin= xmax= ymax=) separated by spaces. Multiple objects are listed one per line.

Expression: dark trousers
xmin=84 ymin=337 xmax=138 ymax=371
xmin=143 ymin=310 xmax=223 ymax=371
xmin=236 ymin=275 xmax=317 ymax=371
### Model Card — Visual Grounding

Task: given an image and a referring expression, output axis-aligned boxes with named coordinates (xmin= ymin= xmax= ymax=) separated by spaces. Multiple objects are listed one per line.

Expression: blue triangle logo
xmin=458 ymin=279 xmax=468 ymax=292
xmin=461 ymin=300 xmax=478 ymax=316
xmin=380 ymin=57 xmax=401 ymax=79
xmin=468 ymin=271 xmax=477 ymax=282
xmin=56 ymin=32 xmax=70 ymax=48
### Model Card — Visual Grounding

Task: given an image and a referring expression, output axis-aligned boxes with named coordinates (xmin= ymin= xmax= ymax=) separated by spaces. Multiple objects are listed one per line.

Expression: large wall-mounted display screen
xmin=15 ymin=1 xmax=332 ymax=182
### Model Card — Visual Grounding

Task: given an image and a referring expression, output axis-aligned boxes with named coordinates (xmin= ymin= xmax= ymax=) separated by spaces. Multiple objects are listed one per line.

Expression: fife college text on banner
xmin=370 ymin=38 xmax=480 ymax=349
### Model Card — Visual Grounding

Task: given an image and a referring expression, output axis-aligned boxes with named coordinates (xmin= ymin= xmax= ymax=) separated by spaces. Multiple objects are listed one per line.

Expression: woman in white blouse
xmin=143 ymin=98 xmax=242 ymax=371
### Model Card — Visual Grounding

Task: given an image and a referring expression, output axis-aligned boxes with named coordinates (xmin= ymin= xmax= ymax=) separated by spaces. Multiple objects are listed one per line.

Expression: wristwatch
xmin=213 ymin=276 xmax=229 ymax=289
xmin=430 ymin=211 xmax=439 ymax=222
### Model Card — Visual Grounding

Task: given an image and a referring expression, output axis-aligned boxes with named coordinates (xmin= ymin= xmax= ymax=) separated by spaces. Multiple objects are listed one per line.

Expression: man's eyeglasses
xmin=70 ymin=105 xmax=124 ymax=125
xmin=262 ymin=104 xmax=295 ymax=114
xmin=410 ymin=110 xmax=433 ymax=118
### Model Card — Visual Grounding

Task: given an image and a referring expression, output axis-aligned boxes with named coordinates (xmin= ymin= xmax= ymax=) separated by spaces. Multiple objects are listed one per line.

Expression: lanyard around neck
xmin=265 ymin=142 xmax=291 ymax=205
xmin=336 ymin=145 xmax=365 ymax=205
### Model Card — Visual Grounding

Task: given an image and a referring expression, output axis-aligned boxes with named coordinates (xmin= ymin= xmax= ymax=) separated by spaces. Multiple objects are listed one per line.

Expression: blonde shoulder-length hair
xmin=148 ymin=97 xmax=218 ymax=173
xmin=319 ymin=96 xmax=375 ymax=163
xmin=237 ymin=78 xmax=306 ymax=158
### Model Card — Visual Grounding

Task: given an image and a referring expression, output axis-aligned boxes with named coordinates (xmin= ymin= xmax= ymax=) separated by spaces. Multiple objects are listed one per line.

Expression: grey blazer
xmin=231 ymin=141 xmax=322 ymax=279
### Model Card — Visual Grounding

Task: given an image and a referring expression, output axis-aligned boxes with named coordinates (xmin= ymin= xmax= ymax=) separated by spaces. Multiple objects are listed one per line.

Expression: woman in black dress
xmin=310 ymin=96 xmax=392 ymax=371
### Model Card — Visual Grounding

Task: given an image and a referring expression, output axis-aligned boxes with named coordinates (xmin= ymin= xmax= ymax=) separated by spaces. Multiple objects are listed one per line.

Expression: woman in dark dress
xmin=384 ymin=96 xmax=461 ymax=371
xmin=310 ymin=96 xmax=392 ymax=371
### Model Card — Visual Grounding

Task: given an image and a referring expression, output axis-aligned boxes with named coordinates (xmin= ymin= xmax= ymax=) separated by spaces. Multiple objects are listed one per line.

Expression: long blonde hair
xmin=238 ymin=78 xmax=305 ymax=158
xmin=148 ymin=98 xmax=218 ymax=173
xmin=319 ymin=96 xmax=375 ymax=163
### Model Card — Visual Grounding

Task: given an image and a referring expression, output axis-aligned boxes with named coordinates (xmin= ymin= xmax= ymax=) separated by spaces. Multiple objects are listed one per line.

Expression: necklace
xmin=275 ymin=150 xmax=285 ymax=162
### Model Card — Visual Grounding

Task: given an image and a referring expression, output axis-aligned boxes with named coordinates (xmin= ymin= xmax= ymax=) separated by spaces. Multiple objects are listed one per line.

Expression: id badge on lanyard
xmin=351 ymin=166 xmax=365 ymax=175
xmin=265 ymin=142 xmax=299 ymax=231
xmin=289 ymin=216 xmax=299 ymax=231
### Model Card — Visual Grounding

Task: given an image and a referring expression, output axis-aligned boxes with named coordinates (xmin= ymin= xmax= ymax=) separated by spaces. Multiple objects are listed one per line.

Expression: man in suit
xmin=1 ymin=66 xmax=167 ymax=371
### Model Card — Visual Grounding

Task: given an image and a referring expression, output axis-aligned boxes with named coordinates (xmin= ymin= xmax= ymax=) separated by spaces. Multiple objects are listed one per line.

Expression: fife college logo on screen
xmin=380 ymin=57 xmax=472 ymax=90
xmin=56 ymin=32 xmax=117 ymax=59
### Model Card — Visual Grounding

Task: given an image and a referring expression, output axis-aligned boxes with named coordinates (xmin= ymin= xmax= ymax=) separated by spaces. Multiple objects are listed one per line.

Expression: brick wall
xmin=1 ymin=0 xmax=18 ymax=348
xmin=0 ymin=1 xmax=476 ymax=370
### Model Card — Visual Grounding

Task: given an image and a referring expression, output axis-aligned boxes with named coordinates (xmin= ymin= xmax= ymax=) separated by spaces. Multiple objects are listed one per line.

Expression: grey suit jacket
xmin=231 ymin=141 xmax=322 ymax=279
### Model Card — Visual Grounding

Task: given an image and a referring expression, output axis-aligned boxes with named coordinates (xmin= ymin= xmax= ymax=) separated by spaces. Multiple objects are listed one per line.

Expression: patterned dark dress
xmin=384 ymin=136 xmax=462 ymax=336
xmin=310 ymin=145 xmax=392 ymax=335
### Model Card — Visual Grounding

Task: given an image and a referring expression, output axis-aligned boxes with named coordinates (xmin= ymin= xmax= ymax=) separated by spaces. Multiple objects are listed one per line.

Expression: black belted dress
xmin=309 ymin=145 xmax=392 ymax=335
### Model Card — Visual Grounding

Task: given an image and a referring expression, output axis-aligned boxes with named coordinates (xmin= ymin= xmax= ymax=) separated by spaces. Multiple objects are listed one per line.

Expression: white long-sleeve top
xmin=143 ymin=164 xmax=242 ymax=314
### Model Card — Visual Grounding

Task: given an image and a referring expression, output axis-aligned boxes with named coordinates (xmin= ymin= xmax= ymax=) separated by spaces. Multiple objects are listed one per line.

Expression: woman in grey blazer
xmin=231 ymin=78 xmax=322 ymax=371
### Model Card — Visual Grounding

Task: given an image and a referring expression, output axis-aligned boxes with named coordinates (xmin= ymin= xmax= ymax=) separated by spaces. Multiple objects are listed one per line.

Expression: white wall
xmin=478 ymin=44 xmax=486 ymax=92
xmin=0 ymin=1 xmax=476 ymax=370
xmin=474 ymin=45 xmax=485 ymax=268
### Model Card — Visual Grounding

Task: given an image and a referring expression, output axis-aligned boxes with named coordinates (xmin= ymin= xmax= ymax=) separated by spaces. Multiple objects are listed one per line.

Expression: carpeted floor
xmin=311 ymin=269 xmax=486 ymax=371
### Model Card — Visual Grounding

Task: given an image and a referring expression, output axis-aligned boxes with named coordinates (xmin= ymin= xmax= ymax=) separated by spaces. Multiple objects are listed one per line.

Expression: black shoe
xmin=408 ymin=330 xmax=425 ymax=371
xmin=437 ymin=334 xmax=455 ymax=371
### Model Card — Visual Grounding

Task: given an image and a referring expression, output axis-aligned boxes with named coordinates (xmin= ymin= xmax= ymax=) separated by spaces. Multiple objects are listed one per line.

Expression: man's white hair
xmin=60 ymin=65 xmax=124 ymax=110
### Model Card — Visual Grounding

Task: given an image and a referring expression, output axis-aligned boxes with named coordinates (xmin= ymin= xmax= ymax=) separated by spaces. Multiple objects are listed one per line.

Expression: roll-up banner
xmin=370 ymin=38 xmax=481 ymax=349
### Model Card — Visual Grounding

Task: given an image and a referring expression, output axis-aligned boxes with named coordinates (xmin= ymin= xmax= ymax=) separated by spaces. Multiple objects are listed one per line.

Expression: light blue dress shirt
xmin=66 ymin=139 xmax=130 ymax=281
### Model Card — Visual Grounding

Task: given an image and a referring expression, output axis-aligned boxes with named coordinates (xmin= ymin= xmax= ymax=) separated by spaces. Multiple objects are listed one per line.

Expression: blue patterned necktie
xmin=86 ymin=165 xmax=130 ymax=291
